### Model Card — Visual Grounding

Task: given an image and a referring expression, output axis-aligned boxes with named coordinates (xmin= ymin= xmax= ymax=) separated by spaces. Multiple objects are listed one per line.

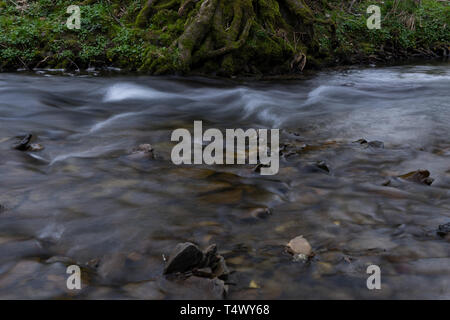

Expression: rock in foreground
xmin=163 ymin=242 xmax=230 ymax=298
xmin=163 ymin=242 xmax=204 ymax=275
xmin=287 ymin=236 xmax=313 ymax=261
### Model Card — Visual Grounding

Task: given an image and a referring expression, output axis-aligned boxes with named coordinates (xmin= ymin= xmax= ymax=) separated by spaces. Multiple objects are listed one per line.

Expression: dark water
xmin=0 ymin=63 xmax=449 ymax=299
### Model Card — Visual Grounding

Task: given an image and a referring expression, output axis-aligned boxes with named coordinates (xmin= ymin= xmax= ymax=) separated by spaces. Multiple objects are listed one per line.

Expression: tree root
xmin=178 ymin=0 xmax=198 ymax=16
xmin=176 ymin=0 xmax=219 ymax=66
xmin=135 ymin=0 xmax=157 ymax=27
xmin=282 ymin=0 xmax=314 ymax=24
xmin=140 ymin=0 xmax=320 ymax=74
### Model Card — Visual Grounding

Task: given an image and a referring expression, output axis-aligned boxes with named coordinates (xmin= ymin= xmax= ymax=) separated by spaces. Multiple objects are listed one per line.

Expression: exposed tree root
xmin=135 ymin=0 xmax=157 ymax=27
xmin=140 ymin=0 xmax=321 ymax=74
xmin=178 ymin=0 xmax=198 ymax=16
xmin=176 ymin=0 xmax=219 ymax=66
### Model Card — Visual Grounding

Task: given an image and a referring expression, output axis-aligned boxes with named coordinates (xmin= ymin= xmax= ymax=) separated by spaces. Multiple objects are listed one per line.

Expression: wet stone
xmin=193 ymin=267 xmax=213 ymax=278
xmin=163 ymin=242 xmax=204 ymax=275
xmin=253 ymin=163 xmax=270 ymax=173
xmin=300 ymin=161 xmax=330 ymax=174
xmin=354 ymin=138 xmax=384 ymax=148
xmin=249 ymin=207 xmax=272 ymax=219
xmin=29 ymin=143 xmax=44 ymax=152
xmin=368 ymin=141 xmax=384 ymax=148
xmin=287 ymin=235 xmax=312 ymax=260
xmin=13 ymin=134 xmax=32 ymax=151
xmin=437 ymin=223 xmax=450 ymax=238
xmin=399 ymin=169 xmax=434 ymax=185
xmin=202 ymin=244 xmax=218 ymax=268
xmin=211 ymin=256 xmax=230 ymax=280
xmin=128 ymin=144 xmax=154 ymax=160
xmin=172 ymin=276 xmax=228 ymax=299
xmin=315 ymin=160 xmax=330 ymax=173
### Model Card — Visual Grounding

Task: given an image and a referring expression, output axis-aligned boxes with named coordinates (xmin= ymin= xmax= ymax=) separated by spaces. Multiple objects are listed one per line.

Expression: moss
xmin=0 ymin=0 xmax=448 ymax=74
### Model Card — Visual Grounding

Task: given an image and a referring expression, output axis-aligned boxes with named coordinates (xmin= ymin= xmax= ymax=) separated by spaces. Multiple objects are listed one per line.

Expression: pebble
xmin=287 ymin=235 xmax=312 ymax=259
xmin=249 ymin=280 xmax=260 ymax=289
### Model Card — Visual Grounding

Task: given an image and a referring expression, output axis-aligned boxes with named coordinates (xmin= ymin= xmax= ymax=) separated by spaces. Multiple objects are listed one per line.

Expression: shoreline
xmin=3 ymin=57 xmax=449 ymax=83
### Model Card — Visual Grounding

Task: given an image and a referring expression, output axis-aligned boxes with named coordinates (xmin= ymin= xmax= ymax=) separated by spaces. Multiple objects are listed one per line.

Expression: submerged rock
xmin=179 ymin=276 xmax=228 ymax=299
xmin=163 ymin=242 xmax=204 ymax=275
xmin=300 ymin=161 xmax=330 ymax=174
xmin=13 ymin=134 xmax=32 ymax=151
xmin=315 ymin=160 xmax=330 ymax=173
xmin=252 ymin=163 xmax=269 ymax=173
xmin=437 ymin=223 xmax=450 ymax=238
xmin=249 ymin=207 xmax=272 ymax=220
xmin=399 ymin=169 xmax=434 ymax=186
xmin=354 ymin=138 xmax=384 ymax=149
xmin=368 ymin=141 xmax=385 ymax=148
xmin=202 ymin=244 xmax=218 ymax=268
xmin=128 ymin=144 xmax=154 ymax=160
xmin=354 ymin=138 xmax=368 ymax=144
xmin=211 ymin=256 xmax=230 ymax=280
xmin=163 ymin=242 xmax=230 ymax=297
xmin=163 ymin=242 xmax=229 ymax=278
xmin=287 ymin=236 xmax=312 ymax=261
xmin=29 ymin=143 xmax=44 ymax=152
xmin=192 ymin=267 xmax=213 ymax=278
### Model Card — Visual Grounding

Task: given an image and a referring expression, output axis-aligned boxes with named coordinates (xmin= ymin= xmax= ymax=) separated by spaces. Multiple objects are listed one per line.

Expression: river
xmin=0 ymin=62 xmax=449 ymax=299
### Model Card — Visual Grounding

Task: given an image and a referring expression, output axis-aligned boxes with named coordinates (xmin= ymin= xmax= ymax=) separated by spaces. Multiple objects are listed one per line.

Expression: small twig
xmin=34 ymin=55 xmax=50 ymax=69
xmin=17 ymin=56 xmax=30 ymax=70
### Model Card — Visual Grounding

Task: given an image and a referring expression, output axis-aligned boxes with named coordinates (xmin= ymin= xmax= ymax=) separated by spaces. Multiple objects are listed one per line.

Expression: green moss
xmin=0 ymin=0 xmax=448 ymax=74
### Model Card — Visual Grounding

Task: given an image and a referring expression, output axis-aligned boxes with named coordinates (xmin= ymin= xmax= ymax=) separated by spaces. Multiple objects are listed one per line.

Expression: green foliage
xmin=0 ymin=0 xmax=448 ymax=73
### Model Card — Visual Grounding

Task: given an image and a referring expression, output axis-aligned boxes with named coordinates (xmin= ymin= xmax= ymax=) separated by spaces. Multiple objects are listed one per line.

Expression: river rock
xmin=300 ymin=161 xmax=330 ymax=174
xmin=354 ymin=138 xmax=384 ymax=148
xmin=399 ymin=169 xmax=434 ymax=185
xmin=368 ymin=141 xmax=384 ymax=148
xmin=29 ymin=143 xmax=44 ymax=152
xmin=163 ymin=242 xmax=204 ymax=275
xmin=437 ymin=223 xmax=450 ymax=238
xmin=175 ymin=276 xmax=228 ymax=299
xmin=211 ymin=255 xmax=230 ymax=280
xmin=253 ymin=163 xmax=270 ymax=173
xmin=128 ymin=144 xmax=154 ymax=160
xmin=249 ymin=207 xmax=272 ymax=219
xmin=193 ymin=267 xmax=213 ymax=278
xmin=287 ymin=235 xmax=312 ymax=260
xmin=315 ymin=160 xmax=330 ymax=173
xmin=13 ymin=134 xmax=32 ymax=151
xmin=202 ymin=244 xmax=218 ymax=268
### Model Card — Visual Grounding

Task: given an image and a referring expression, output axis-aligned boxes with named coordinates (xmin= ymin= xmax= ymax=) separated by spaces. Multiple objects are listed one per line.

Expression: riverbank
xmin=0 ymin=0 xmax=448 ymax=76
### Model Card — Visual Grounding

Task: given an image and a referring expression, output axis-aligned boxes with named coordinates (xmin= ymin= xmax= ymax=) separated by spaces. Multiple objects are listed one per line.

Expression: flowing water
xmin=0 ymin=63 xmax=449 ymax=299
